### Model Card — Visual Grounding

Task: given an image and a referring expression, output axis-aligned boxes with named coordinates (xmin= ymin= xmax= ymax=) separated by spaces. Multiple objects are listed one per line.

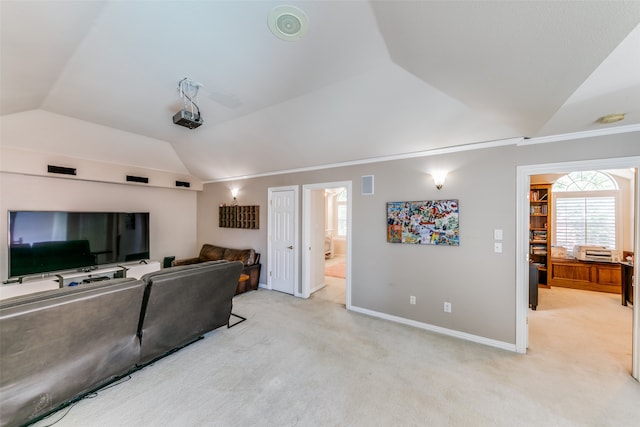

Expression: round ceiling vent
xmin=268 ymin=5 xmax=309 ymax=41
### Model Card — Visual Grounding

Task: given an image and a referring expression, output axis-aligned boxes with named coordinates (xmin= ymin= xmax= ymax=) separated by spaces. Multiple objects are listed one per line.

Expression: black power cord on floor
xmin=31 ymin=375 xmax=132 ymax=427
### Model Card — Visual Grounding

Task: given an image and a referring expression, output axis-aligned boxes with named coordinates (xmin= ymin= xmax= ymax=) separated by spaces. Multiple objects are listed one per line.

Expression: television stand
xmin=1 ymin=261 xmax=161 ymax=301
xmin=56 ymin=266 xmax=127 ymax=288
xmin=82 ymin=276 xmax=111 ymax=283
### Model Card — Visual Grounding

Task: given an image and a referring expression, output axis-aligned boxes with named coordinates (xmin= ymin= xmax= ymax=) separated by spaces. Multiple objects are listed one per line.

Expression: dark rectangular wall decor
xmin=219 ymin=205 xmax=259 ymax=229
xmin=126 ymin=175 xmax=149 ymax=184
xmin=47 ymin=165 xmax=77 ymax=176
xmin=175 ymin=181 xmax=190 ymax=188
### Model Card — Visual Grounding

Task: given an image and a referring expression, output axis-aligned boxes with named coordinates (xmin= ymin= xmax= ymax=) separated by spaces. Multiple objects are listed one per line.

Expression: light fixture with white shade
xmin=431 ymin=171 xmax=447 ymax=190
xmin=596 ymin=113 xmax=625 ymax=124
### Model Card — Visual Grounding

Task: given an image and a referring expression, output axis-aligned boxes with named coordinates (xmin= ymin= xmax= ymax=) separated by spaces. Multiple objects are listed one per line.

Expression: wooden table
xmin=229 ymin=274 xmax=250 ymax=328
xmin=236 ymin=274 xmax=250 ymax=295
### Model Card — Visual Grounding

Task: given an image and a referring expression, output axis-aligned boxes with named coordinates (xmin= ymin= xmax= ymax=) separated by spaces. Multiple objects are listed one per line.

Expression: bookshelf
xmin=529 ymin=184 xmax=551 ymax=287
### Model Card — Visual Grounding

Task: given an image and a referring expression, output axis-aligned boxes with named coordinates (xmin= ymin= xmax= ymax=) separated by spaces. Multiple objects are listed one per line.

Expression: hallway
xmin=312 ymin=255 xmax=346 ymax=306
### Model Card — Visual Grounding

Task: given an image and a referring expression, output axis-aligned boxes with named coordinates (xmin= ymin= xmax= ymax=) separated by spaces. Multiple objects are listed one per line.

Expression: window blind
xmin=555 ymin=196 xmax=615 ymax=250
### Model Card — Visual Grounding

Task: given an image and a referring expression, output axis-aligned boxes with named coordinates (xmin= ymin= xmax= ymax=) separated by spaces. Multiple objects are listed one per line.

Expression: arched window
xmin=552 ymin=171 xmax=619 ymax=252
xmin=552 ymin=170 xmax=617 ymax=192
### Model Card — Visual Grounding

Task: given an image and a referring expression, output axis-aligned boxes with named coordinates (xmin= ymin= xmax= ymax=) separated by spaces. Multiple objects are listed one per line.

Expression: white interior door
xmin=268 ymin=187 xmax=298 ymax=295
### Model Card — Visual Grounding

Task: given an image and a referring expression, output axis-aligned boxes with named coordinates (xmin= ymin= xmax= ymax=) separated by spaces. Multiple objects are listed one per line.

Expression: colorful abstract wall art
xmin=386 ymin=199 xmax=459 ymax=246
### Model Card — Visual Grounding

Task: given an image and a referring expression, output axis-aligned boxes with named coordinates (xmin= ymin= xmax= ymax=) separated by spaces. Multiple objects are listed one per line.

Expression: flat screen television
xmin=8 ymin=211 xmax=150 ymax=279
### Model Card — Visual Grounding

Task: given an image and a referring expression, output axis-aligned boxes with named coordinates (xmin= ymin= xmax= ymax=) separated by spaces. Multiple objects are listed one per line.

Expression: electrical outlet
xmin=494 ymin=242 xmax=502 ymax=253
xmin=410 ymin=296 xmax=416 ymax=305
xmin=444 ymin=302 xmax=452 ymax=313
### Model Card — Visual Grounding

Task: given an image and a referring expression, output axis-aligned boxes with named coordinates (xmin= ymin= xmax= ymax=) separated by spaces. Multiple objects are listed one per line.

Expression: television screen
xmin=8 ymin=211 xmax=150 ymax=278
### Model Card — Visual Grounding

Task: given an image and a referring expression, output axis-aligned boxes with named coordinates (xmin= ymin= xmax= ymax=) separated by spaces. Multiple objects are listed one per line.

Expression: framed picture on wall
xmin=386 ymin=199 xmax=459 ymax=246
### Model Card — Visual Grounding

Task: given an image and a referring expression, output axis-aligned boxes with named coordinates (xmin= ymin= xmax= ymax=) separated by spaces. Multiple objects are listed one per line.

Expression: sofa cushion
xmin=198 ymin=244 xmax=226 ymax=262
xmin=0 ymin=278 xmax=145 ymax=427
xmin=193 ymin=244 xmax=257 ymax=266
xmin=138 ymin=261 xmax=243 ymax=364
xmin=223 ymin=248 xmax=255 ymax=266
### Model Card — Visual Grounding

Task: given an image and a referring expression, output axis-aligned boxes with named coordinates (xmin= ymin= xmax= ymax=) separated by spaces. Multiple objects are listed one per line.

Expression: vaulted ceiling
xmin=2 ymin=1 xmax=639 ymax=181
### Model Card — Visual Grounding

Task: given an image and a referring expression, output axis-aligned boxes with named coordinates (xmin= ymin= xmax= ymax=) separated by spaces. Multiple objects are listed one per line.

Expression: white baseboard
xmin=349 ymin=305 xmax=516 ymax=353
xmin=310 ymin=283 xmax=325 ymax=294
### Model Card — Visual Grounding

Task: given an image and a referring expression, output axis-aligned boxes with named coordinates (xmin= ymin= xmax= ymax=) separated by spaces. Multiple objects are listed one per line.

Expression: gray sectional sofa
xmin=0 ymin=260 xmax=243 ymax=427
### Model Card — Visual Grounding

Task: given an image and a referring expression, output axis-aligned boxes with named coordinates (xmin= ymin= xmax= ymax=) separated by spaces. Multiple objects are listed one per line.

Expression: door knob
xmin=287 ymin=245 xmax=293 ymax=249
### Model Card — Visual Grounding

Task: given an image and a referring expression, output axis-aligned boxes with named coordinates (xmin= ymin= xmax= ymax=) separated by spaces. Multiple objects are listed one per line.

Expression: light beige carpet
xmin=31 ymin=285 xmax=638 ymax=427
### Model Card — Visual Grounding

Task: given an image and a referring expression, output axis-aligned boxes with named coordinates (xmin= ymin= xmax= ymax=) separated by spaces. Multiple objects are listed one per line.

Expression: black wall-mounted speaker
xmin=175 ymin=180 xmax=190 ymax=188
xmin=47 ymin=165 xmax=76 ymax=176
xmin=361 ymin=175 xmax=374 ymax=195
xmin=126 ymin=175 xmax=149 ymax=184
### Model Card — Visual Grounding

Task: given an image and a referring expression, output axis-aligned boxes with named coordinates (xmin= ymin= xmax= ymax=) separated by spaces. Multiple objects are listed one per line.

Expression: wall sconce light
xmin=230 ymin=188 xmax=239 ymax=205
xmin=431 ymin=171 xmax=447 ymax=190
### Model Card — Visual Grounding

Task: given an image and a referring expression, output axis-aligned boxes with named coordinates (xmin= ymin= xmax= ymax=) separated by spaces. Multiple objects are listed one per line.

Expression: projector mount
xmin=173 ymin=77 xmax=203 ymax=129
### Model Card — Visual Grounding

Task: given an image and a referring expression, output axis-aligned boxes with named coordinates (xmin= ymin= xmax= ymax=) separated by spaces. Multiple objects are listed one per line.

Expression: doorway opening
xmin=302 ymin=181 xmax=352 ymax=308
xmin=516 ymin=157 xmax=639 ymax=381
xmin=528 ymin=169 xmax=635 ymax=377
xmin=317 ymin=187 xmax=348 ymax=305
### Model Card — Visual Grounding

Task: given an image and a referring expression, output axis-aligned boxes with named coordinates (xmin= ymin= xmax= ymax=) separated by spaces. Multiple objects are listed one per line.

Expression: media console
xmin=56 ymin=265 xmax=127 ymax=287
xmin=0 ymin=261 xmax=161 ymax=300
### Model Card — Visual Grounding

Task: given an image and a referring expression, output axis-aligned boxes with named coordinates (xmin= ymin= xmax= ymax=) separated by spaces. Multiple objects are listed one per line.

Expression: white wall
xmin=0 ymin=109 xmax=202 ymax=280
xmin=1 ymin=110 xmax=194 ymax=177
xmin=0 ymin=173 xmax=198 ymax=280
xmin=333 ymin=238 xmax=347 ymax=256
xmin=325 ymin=188 xmax=348 ymax=256
xmin=196 ymin=131 xmax=639 ymax=347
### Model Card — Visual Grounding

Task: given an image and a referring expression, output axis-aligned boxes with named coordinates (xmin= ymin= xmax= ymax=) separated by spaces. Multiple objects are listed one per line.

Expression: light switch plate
xmin=494 ymin=242 xmax=503 ymax=253
xmin=494 ymin=229 xmax=503 ymax=240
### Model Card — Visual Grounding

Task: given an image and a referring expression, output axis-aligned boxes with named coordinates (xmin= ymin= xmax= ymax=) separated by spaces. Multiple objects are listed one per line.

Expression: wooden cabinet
xmin=219 ymin=205 xmax=259 ymax=229
xmin=549 ymin=258 xmax=622 ymax=294
xmin=529 ymin=184 xmax=551 ymax=286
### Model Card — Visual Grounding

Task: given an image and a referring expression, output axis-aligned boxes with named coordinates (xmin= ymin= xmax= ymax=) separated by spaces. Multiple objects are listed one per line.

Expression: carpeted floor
xmin=31 ymin=285 xmax=638 ymax=427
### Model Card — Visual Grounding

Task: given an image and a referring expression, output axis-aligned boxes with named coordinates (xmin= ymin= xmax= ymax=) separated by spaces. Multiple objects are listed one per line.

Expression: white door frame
xmin=515 ymin=156 xmax=639 ymax=380
xmin=302 ymin=181 xmax=352 ymax=308
xmin=267 ymin=186 xmax=300 ymax=296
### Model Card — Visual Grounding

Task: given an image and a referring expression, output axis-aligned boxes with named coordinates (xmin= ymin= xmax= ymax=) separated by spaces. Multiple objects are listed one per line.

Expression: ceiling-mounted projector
xmin=173 ymin=77 xmax=203 ymax=129
xmin=173 ymin=109 xmax=203 ymax=129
